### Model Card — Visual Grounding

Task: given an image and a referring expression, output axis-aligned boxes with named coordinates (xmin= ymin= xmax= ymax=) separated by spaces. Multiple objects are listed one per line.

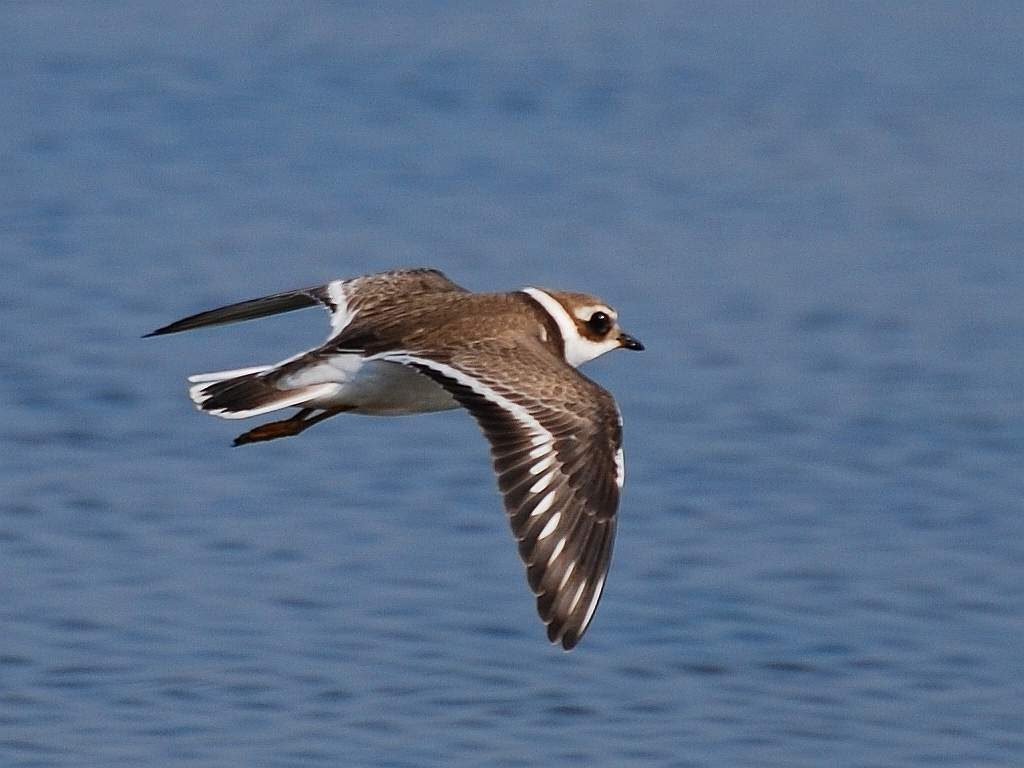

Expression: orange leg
xmin=232 ymin=407 xmax=351 ymax=447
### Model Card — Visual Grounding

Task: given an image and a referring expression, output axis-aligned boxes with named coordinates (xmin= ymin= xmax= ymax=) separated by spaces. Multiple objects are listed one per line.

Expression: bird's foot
xmin=233 ymin=417 xmax=308 ymax=446
xmin=231 ymin=407 xmax=351 ymax=447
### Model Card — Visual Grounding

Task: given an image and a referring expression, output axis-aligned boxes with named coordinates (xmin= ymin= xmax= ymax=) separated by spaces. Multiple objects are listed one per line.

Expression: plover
xmin=148 ymin=268 xmax=644 ymax=649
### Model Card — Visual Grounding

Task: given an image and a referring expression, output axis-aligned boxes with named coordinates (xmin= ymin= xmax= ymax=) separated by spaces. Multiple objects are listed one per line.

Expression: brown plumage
xmin=148 ymin=268 xmax=643 ymax=649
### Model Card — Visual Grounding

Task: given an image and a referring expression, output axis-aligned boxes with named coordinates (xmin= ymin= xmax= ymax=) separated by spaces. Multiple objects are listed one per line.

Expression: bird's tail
xmin=187 ymin=365 xmax=338 ymax=419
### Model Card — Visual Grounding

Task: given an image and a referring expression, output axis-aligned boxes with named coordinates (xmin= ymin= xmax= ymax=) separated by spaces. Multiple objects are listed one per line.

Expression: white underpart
xmin=283 ymin=357 xmax=455 ymax=415
xmin=614 ymin=447 xmax=625 ymax=489
xmin=278 ymin=351 xmax=363 ymax=388
xmin=190 ymin=357 xmax=455 ymax=418
xmin=190 ymin=350 xmax=456 ymax=421
xmin=537 ymin=512 xmax=561 ymax=540
xmin=580 ymin=573 xmax=607 ymax=633
xmin=521 ymin=288 xmax=621 ymax=367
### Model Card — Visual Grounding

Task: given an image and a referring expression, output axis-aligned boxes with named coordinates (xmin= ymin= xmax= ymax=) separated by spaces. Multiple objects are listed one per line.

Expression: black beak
xmin=617 ymin=332 xmax=645 ymax=351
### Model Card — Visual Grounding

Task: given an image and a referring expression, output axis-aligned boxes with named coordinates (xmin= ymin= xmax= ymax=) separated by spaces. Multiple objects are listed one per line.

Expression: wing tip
xmin=545 ymin=618 xmax=582 ymax=651
xmin=144 ymin=287 xmax=326 ymax=339
xmin=544 ymin=614 xmax=592 ymax=651
xmin=558 ymin=630 xmax=581 ymax=651
xmin=142 ymin=317 xmax=213 ymax=337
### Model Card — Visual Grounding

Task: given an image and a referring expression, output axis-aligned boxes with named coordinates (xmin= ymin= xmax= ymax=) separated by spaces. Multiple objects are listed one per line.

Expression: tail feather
xmin=187 ymin=365 xmax=272 ymax=384
xmin=188 ymin=367 xmax=338 ymax=419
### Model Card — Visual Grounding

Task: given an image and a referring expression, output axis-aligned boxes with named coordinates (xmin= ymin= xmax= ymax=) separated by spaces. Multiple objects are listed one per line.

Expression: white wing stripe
xmin=558 ymin=561 xmax=576 ymax=591
xmin=530 ymin=491 xmax=556 ymax=518
xmin=375 ymin=348 xmax=618 ymax=649
xmin=537 ymin=512 xmax=561 ymax=540
xmin=580 ymin=573 xmax=607 ymax=633
xmin=568 ymin=581 xmax=587 ymax=613
xmin=548 ymin=537 xmax=567 ymax=565
xmin=325 ymin=280 xmax=357 ymax=336
xmin=529 ymin=471 xmax=555 ymax=494
xmin=529 ymin=454 xmax=556 ymax=476
xmin=528 ymin=444 xmax=552 ymax=459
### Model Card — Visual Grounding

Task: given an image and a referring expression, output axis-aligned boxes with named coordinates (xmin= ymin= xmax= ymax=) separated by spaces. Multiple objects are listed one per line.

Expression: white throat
xmin=521 ymin=288 xmax=620 ymax=367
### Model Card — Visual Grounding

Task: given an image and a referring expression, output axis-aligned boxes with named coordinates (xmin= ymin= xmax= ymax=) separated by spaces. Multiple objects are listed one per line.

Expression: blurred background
xmin=2 ymin=3 xmax=1022 ymax=766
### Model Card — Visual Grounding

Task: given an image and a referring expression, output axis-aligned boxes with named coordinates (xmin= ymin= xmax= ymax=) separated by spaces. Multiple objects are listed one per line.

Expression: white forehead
xmin=521 ymin=288 xmax=621 ymax=368
xmin=571 ymin=304 xmax=617 ymax=322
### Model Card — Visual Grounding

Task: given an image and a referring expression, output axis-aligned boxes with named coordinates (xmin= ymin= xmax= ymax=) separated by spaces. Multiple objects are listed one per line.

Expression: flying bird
xmin=147 ymin=268 xmax=643 ymax=649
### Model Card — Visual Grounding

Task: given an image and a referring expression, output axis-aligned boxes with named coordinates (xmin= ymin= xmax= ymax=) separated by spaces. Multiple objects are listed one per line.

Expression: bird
xmin=147 ymin=268 xmax=644 ymax=649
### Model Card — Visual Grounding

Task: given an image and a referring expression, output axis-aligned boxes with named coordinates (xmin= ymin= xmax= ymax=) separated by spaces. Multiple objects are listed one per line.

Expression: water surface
xmin=3 ymin=4 xmax=1023 ymax=766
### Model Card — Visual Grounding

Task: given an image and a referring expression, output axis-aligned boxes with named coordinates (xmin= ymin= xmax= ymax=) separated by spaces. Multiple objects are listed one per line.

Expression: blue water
xmin=3 ymin=4 xmax=1023 ymax=766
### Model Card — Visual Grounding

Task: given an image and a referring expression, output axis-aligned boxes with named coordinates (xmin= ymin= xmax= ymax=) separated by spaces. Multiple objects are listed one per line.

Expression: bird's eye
xmin=587 ymin=311 xmax=612 ymax=334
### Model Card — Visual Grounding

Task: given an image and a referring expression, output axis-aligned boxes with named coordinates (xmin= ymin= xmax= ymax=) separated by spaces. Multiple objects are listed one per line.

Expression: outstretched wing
xmin=380 ymin=340 xmax=623 ymax=650
xmin=144 ymin=286 xmax=327 ymax=337
xmin=145 ymin=268 xmax=466 ymax=338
